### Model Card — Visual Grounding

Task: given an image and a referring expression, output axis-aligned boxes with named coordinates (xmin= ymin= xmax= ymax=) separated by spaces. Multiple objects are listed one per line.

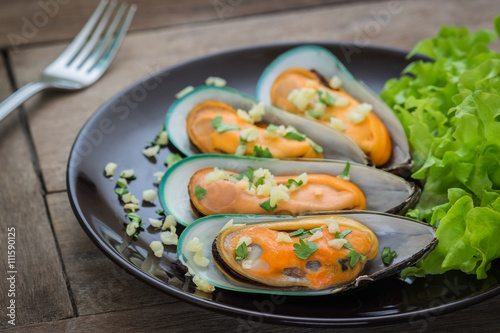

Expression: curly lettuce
xmin=380 ymin=17 xmax=500 ymax=279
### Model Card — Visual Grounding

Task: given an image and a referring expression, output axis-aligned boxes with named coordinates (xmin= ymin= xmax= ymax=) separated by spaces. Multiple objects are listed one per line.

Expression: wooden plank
xmin=4 ymin=293 xmax=500 ymax=332
xmin=0 ymin=59 xmax=73 ymax=328
xmin=11 ymin=0 xmax=500 ymax=192
xmin=0 ymin=0 xmax=368 ymax=50
xmin=45 ymin=192 xmax=176 ymax=315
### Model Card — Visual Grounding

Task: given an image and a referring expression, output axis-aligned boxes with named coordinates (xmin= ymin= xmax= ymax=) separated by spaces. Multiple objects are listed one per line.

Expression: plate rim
xmin=66 ymin=41 xmax=500 ymax=327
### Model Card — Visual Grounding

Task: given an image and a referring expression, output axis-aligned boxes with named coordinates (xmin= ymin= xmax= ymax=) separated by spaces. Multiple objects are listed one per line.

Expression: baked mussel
xmin=165 ymin=86 xmax=367 ymax=164
xmin=256 ymin=45 xmax=412 ymax=175
xmin=159 ymin=155 xmax=420 ymax=226
xmin=177 ymin=213 xmax=437 ymax=295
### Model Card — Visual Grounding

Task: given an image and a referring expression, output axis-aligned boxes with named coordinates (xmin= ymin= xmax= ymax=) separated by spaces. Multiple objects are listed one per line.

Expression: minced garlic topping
xmin=142 ymin=189 xmax=157 ymax=202
xmin=193 ymin=251 xmax=209 ymax=267
xmin=149 ymin=217 xmax=163 ymax=228
xmin=234 ymin=102 xmax=265 ymax=125
xmin=124 ymin=203 xmax=140 ymax=212
xmin=161 ymin=230 xmax=178 ymax=245
xmin=309 ymin=230 xmax=324 ymax=242
xmin=346 ymin=111 xmax=366 ymax=124
xmin=288 ymin=87 xmax=316 ymax=111
xmin=236 ymin=109 xmax=252 ymax=123
xmin=157 ymin=130 xmax=169 ymax=145
xmin=326 ymin=219 xmax=341 ymax=234
xmin=104 ymin=162 xmax=117 ymax=177
xmin=187 ymin=237 xmax=210 ymax=267
xmin=253 ymin=168 xmax=274 ymax=182
xmin=186 ymin=237 xmax=203 ymax=253
xmin=175 ymin=85 xmax=194 ymax=99
xmin=356 ymin=103 xmax=373 ymax=115
xmin=205 ymin=76 xmax=227 ymax=87
xmin=329 ymin=75 xmax=343 ymax=89
xmin=153 ymin=171 xmax=165 ymax=183
xmin=205 ymin=167 xmax=231 ymax=184
xmin=193 ymin=275 xmax=215 ymax=293
xmin=237 ymin=236 xmax=252 ymax=248
xmin=240 ymin=127 xmax=258 ymax=142
xmin=334 ymin=96 xmax=349 ymax=108
xmin=203 ymin=166 xmax=308 ymax=209
xmin=126 ymin=222 xmax=139 ymax=236
xmin=161 ymin=215 xmax=177 ymax=230
xmin=276 ymin=232 xmax=294 ymax=243
xmin=330 ymin=117 xmax=346 ymax=132
xmin=270 ymin=184 xmax=290 ymax=207
xmin=248 ymin=102 xmax=265 ymax=123
xmin=142 ymin=145 xmax=160 ymax=157
xmin=150 ymin=241 xmax=164 ymax=257
xmin=328 ymin=238 xmax=347 ymax=249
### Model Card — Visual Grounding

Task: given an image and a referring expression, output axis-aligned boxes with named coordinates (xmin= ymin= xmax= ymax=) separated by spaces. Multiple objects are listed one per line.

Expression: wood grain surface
xmin=0 ymin=57 xmax=73 ymax=328
xmin=1 ymin=0 xmax=500 ymax=331
xmin=0 ymin=0 xmax=367 ymax=50
xmin=10 ymin=0 xmax=500 ymax=192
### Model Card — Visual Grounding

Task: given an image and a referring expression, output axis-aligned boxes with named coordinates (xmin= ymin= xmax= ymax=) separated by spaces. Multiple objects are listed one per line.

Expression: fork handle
xmin=0 ymin=81 xmax=52 ymax=123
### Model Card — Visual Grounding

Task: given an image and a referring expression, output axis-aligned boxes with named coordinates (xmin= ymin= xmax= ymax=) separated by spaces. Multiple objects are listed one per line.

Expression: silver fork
xmin=0 ymin=0 xmax=136 ymax=123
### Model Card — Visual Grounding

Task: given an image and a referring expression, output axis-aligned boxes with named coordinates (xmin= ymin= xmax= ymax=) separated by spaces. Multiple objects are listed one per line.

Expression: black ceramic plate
xmin=67 ymin=42 xmax=500 ymax=327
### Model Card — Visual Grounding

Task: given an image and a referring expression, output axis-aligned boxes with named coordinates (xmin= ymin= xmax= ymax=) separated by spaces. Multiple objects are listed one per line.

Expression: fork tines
xmin=56 ymin=0 xmax=136 ymax=73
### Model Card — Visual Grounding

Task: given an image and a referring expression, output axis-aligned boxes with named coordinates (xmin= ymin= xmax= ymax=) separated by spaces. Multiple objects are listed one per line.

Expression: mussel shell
xmin=177 ymin=212 xmax=437 ymax=295
xmin=256 ymin=45 xmax=412 ymax=176
xmin=159 ymin=154 xmax=420 ymax=226
xmin=165 ymin=86 xmax=367 ymax=164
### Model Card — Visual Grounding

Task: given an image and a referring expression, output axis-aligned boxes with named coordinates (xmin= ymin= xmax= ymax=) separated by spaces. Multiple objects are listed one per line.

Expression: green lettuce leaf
xmin=382 ymin=17 xmax=500 ymax=279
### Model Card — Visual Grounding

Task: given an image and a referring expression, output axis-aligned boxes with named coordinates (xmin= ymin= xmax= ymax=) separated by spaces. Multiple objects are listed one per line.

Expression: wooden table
xmin=1 ymin=0 xmax=499 ymax=331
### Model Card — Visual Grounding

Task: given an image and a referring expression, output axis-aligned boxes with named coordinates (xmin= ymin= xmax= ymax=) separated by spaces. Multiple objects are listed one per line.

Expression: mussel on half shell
xmin=177 ymin=213 xmax=437 ymax=295
xmin=159 ymin=154 xmax=420 ymax=226
xmin=256 ymin=45 xmax=412 ymax=176
xmin=165 ymin=86 xmax=368 ymax=164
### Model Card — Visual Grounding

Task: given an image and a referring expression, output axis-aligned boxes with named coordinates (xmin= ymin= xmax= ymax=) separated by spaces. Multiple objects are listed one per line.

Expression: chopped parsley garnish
xmin=338 ymin=162 xmax=351 ymax=180
xmin=120 ymin=172 xmax=136 ymax=180
xmin=115 ymin=188 xmax=129 ymax=196
xmin=317 ymin=90 xmax=336 ymax=106
xmin=290 ymin=227 xmax=323 ymax=239
xmin=235 ymin=167 xmax=255 ymax=189
xmin=211 ymin=115 xmax=240 ymax=133
xmin=236 ymin=166 xmax=254 ymax=182
xmin=155 ymin=209 xmax=165 ymax=216
xmin=254 ymin=176 xmax=265 ymax=187
xmin=211 ymin=116 xmax=222 ymax=128
xmin=284 ymin=130 xmax=306 ymax=142
xmin=127 ymin=212 xmax=142 ymax=223
xmin=289 ymin=228 xmax=305 ymax=237
xmin=293 ymin=239 xmax=319 ymax=259
xmin=259 ymin=198 xmax=277 ymax=212
xmin=235 ymin=242 xmax=248 ymax=261
xmin=251 ymin=145 xmax=273 ymax=158
xmin=286 ymin=179 xmax=303 ymax=189
xmin=165 ymin=153 xmax=183 ymax=168
xmin=306 ymin=110 xmax=324 ymax=118
xmin=126 ymin=213 xmax=144 ymax=241
xmin=341 ymin=238 xmax=366 ymax=267
xmin=194 ymin=185 xmax=207 ymax=200
xmin=116 ymin=179 xmax=127 ymax=188
xmin=382 ymin=247 xmax=397 ymax=265
xmin=347 ymin=250 xmax=366 ymax=267
xmin=309 ymin=141 xmax=323 ymax=154
xmin=266 ymin=124 xmax=279 ymax=131
xmin=335 ymin=228 xmax=352 ymax=239
xmin=217 ymin=123 xmax=241 ymax=133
